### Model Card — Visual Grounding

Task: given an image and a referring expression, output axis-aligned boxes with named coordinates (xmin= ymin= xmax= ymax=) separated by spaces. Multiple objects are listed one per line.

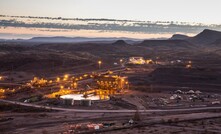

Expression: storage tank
xmin=63 ymin=98 xmax=73 ymax=105
xmin=81 ymin=99 xmax=92 ymax=106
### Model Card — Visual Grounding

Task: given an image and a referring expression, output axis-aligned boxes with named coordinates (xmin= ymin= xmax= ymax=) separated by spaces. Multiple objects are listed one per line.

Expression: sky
xmin=0 ymin=0 xmax=221 ymax=39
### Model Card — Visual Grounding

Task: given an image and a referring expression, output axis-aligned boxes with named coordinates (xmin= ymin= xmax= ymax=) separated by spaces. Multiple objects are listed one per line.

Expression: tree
xmin=133 ymin=109 xmax=141 ymax=121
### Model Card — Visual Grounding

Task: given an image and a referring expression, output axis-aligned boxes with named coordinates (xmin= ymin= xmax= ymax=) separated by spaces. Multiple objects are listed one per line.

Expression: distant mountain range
xmin=0 ymin=36 xmax=144 ymax=44
xmin=169 ymin=29 xmax=221 ymax=46
xmin=133 ymin=29 xmax=221 ymax=49
xmin=1 ymin=29 xmax=221 ymax=47
xmin=28 ymin=37 xmax=142 ymax=43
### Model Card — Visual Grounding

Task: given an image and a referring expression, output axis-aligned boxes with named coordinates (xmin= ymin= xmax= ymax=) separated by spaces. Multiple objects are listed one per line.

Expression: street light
xmin=98 ymin=60 xmax=102 ymax=69
xmin=73 ymin=82 xmax=77 ymax=89
xmin=120 ymin=59 xmax=123 ymax=67
xmin=63 ymin=74 xmax=69 ymax=81
xmin=186 ymin=64 xmax=192 ymax=69
xmin=64 ymin=74 xmax=69 ymax=79
xmin=56 ymin=77 xmax=60 ymax=82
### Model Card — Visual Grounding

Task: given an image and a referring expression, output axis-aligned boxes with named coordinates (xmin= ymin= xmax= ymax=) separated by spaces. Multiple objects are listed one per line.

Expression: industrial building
xmin=128 ymin=57 xmax=146 ymax=64
xmin=59 ymin=74 xmax=128 ymax=106
xmin=94 ymin=75 xmax=129 ymax=93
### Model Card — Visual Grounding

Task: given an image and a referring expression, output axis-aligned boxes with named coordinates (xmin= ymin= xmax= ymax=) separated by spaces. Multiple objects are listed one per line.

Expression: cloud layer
xmin=0 ymin=15 xmax=221 ymax=39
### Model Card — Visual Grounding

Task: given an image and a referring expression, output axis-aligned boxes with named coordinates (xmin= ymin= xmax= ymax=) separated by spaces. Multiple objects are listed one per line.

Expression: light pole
xmin=98 ymin=60 xmax=102 ymax=69
xmin=120 ymin=59 xmax=123 ymax=67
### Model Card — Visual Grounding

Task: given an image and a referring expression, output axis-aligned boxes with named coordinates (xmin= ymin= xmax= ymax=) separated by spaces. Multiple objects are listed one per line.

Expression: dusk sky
xmin=0 ymin=0 xmax=221 ymax=39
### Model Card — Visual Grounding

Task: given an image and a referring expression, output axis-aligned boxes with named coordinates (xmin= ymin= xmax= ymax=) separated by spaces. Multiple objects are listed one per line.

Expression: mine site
xmin=0 ymin=29 xmax=221 ymax=134
xmin=1 ymin=1 xmax=221 ymax=133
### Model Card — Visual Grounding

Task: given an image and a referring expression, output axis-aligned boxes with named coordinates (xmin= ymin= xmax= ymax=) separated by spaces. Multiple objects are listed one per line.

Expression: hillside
xmin=170 ymin=34 xmax=189 ymax=40
xmin=112 ymin=40 xmax=129 ymax=45
xmin=137 ymin=40 xmax=194 ymax=49
xmin=188 ymin=29 xmax=221 ymax=45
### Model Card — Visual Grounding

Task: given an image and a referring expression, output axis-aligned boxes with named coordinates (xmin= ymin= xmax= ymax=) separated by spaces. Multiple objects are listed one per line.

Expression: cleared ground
xmin=1 ymin=39 xmax=221 ymax=133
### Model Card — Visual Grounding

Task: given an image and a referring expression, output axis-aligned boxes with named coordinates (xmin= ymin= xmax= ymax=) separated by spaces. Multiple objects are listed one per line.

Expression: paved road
xmin=0 ymin=66 xmax=126 ymax=89
xmin=0 ymin=82 xmax=23 ymax=86
xmin=48 ymin=66 xmax=126 ymax=79
xmin=41 ymin=67 xmax=126 ymax=89
xmin=1 ymin=99 xmax=221 ymax=113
